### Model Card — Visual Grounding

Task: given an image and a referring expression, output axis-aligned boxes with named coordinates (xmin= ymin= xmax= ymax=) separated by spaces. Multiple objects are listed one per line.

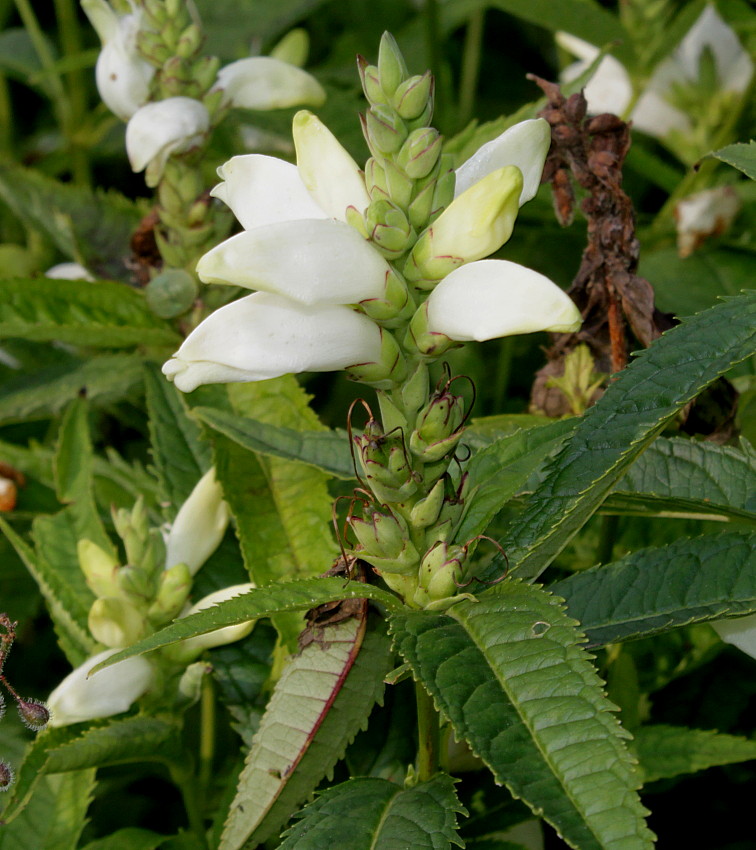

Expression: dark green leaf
xmin=391 ymin=581 xmax=654 ymax=850
xmin=500 ymin=292 xmax=756 ymax=580
xmin=551 ymin=531 xmax=756 ymax=646
xmin=80 ymin=829 xmax=167 ymax=850
xmin=280 ymin=774 xmax=465 ymax=849
xmin=710 ymin=141 xmax=756 ymax=180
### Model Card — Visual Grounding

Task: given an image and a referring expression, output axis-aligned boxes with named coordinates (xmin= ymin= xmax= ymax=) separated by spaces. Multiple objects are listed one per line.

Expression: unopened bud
xmin=147 ymin=562 xmax=192 ymax=625
xmin=350 ymin=508 xmax=409 ymax=561
xmin=393 ymin=72 xmax=433 ymax=120
xmin=377 ymin=32 xmax=408 ymax=96
xmin=365 ymin=106 xmax=408 ymax=156
xmin=145 ymin=268 xmax=198 ymax=319
xmin=418 ymin=541 xmax=466 ymax=600
xmin=383 ymin=160 xmax=414 ymax=209
xmin=77 ymin=539 xmax=120 ymax=598
xmin=137 ymin=29 xmax=171 ymax=65
xmin=366 ymin=200 xmax=414 ymax=259
xmin=176 ymin=23 xmax=202 ymax=59
xmin=397 ymin=128 xmax=441 ymax=179
xmin=88 ymin=597 xmax=146 ymax=648
xmin=16 ymin=698 xmax=49 ymax=732
xmin=0 ymin=761 xmax=14 ymax=791
xmin=410 ymin=478 xmax=445 ymax=528
xmin=345 ymin=327 xmax=406 ymax=388
xmin=407 ymin=302 xmax=458 ymax=357
xmin=359 ymin=269 xmax=411 ymax=324
xmin=365 ymin=158 xmax=389 ymax=201
xmin=410 ymin=390 xmax=466 ymax=461
xmin=358 ymin=58 xmax=388 ymax=105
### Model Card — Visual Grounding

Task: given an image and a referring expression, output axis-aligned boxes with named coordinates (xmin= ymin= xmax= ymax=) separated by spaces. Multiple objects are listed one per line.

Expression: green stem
xmin=457 ymin=9 xmax=484 ymax=131
xmin=596 ymin=514 xmax=619 ymax=565
xmin=198 ymin=674 xmax=216 ymax=799
xmin=169 ymin=762 xmax=208 ymax=849
xmin=415 ymin=680 xmax=440 ymax=781
xmin=0 ymin=74 xmax=12 ymax=159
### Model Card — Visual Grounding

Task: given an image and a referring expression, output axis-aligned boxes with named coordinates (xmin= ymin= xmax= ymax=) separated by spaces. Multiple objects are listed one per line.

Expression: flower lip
xmin=214 ymin=56 xmax=326 ymax=110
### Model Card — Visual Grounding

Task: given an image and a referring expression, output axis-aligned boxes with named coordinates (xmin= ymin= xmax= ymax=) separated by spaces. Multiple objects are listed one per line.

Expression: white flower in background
xmin=81 ymin=0 xmax=154 ymax=121
xmin=47 ymin=648 xmax=154 ymax=727
xmin=674 ymin=186 xmax=740 ymax=258
xmin=45 ymin=262 xmax=95 ymax=281
xmin=126 ymin=97 xmax=210 ymax=187
xmin=712 ymin=614 xmax=756 ymax=661
xmin=214 ymin=57 xmax=325 ymax=111
xmin=163 ymin=111 xmax=577 ymax=391
xmin=557 ymin=4 xmax=753 ymax=138
xmin=164 ymin=467 xmax=230 ymax=574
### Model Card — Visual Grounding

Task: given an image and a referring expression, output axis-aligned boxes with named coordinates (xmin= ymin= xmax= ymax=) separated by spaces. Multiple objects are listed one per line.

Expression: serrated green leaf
xmin=710 ymin=141 xmax=756 ymax=180
xmin=456 ymin=419 xmax=575 ymax=542
xmin=80 ymin=828 xmax=167 ymax=850
xmin=280 ymin=774 xmax=465 ymax=849
xmin=54 ymin=397 xmax=92 ymax=505
xmin=606 ymin=437 xmax=756 ymax=522
xmin=500 ymin=292 xmax=756 ymax=581
xmin=144 ymin=363 xmax=211 ymax=519
xmin=92 ymin=577 xmax=400 ymax=671
xmin=551 ymin=531 xmax=756 ymax=646
xmin=220 ymin=616 xmax=392 ymax=850
xmin=0 ymin=279 xmax=179 ymax=348
xmin=391 ymin=581 xmax=654 ymax=850
xmin=0 ymin=353 xmax=143 ymax=424
xmin=40 ymin=769 xmax=96 ymax=850
xmin=194 ymin=406 xmax=353 ymax=479
xmin=0 ymin=164 xmax=144 ymax=279
xmin=633 ymin=724 xmax=756 ymax=784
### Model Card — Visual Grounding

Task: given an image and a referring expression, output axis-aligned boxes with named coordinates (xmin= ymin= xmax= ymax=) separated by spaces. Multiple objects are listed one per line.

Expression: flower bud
xmin=349 ymin=508 xmax=411 ymax=561
xmin=409 ymin=478 xmax=445 ymax=528
xmin=344 ymin=327 xmax=406 ymax=388
xmin=148 ymin=562 xmax=192 ymax=625
xmin=365 ymin=106 xmax=408 ymax=156
xmin=393 ymin=71 xmax=433 ymax=120
xmin=88 ymin=597 xmax=146 ymax=648
xmin=397 ymin=128 xmax=441 ymax=179
xmin=366 ymin=200 xmax=415 ymax=259
xmin=167 ymin=583 xmax=256 ymax=663
xmin=77 ymin=539 xmax=120 ymax=598
xmin=0 ymin=761 xmax=14 ymax=791
xmin=407 ymin=302 xmax=459 ymax=358
xmin=164 ymin=467 xmax=229 ymax=575
xmin=176 ymin=22 xmax=202 ymax=59
xmin=359 ymin=269 xmax=411 ymax=324
xmin=191 ymin=55 xmax=222 ymax=95
xmin=377 ymin=32 xmax=408 ymax=96
xmin=408 ymin=180 xmax=435 ymax=229
xmin=116 ymin=565 xmax=154 ymax=604
xmin=136 ymin=29 xmax=172 ymax=65
xmin=365 ymin=158 xmax=389 ymax=201
xmin=47 ymin=649 xmax=154 ymax=727
xmin=358 ymin=58 xmax=388 ymax=105
xmin=417 ymin=541 xmax=466 ymax=597
xmin=16 ymin=698 xmax=49 ymax=732
xmin=382 ymin=159 xmax=414 ymax=209
xmin=270 ymin=28 xmax=310 ymax=67
xmin=126 ymin=97 xmax=210 ymax=187
xmin=410 ymin=390 xmax=466 ymax=461
xmin=145 ymin=268 xmax=199 ymax=318
xmin=401 ymin=362 xmax=430 ymax=417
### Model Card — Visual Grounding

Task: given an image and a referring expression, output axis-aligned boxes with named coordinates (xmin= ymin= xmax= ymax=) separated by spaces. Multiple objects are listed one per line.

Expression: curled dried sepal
xmin=0 ymin=760 xmax=14 ymax=791
xmin=16 ymin=697 xmax=49 ymax=732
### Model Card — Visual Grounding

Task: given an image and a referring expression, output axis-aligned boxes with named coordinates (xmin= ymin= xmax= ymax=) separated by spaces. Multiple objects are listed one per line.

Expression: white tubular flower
xmin=126 ymin=97 xmax=210 ymax=187
xmin=171 ymin=583 xmax=256 ymax=662
xmin=454 ymin=118 xmax=551 ymax=205
xmin=712 ymin=614 xmax=756 ymax=660
xmin=425 ymin=260 xmax=581 ymax=341
xmin=47 ymin=649 xmax=153 ymax=727
xmin=81 ymin=0 xmax=154 ymax=121
xmin=162 ymin=292 xmax=384 ymax=392
xmin=164 ymin=467 xmax=230 ymax=575
xmin=45 ymin=262 xmax=95 ymax=281
xmin=557 ymin=5 xmax=753 ymax=139
xmin=215 ymin=57 xmax=325 ymax=111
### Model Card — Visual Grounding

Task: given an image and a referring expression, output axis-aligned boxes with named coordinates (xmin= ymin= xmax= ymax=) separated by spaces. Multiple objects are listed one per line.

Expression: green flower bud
xmin=401 ymin=362 xmax=429 ymax=417
xmin=418 ymin=541 xmax=465 ymax=597
xmin=408 ymin=180 xmax=436 ymax=230
xmin=350 ymin=510 xmax=419 ymax=575
xmin=377 ymin=32 xmax=408 ymax=96
xmin=345 ymin=205 xmax=369 ymax=238
xmin=359 ymin=269 xmax=412 ymax=324
xmin=377 ymin=390 xmax=409 ymax=434
xmin=365 ymin=158 xmax=389 ymax=201
xmin=365 ymin=105 xmax=408 ymax=155
xmin=117 ymin=565 xmax=154 ymax=604
xmin=143 ymin=0 xmax=168 ymax=29
xmin=191 ymin=55 xmax=222 ymax=95
xmin=431 ymin=163 xmax=456 ymax=219
xmin=366 ymin=200 xmax=414 ymax=259
xmin=393 ymin=71 xmax=433 ymax=120
xmin=145 ymin=269 xmax=198 ymax=318
xmin=77 ymin=539 xmax=120 ymax=598
xmin=358 ymin=57 xmax=388 ymax=105
xmin=410 ymin=478 xmax=445 ymax=528
xmin=345 ymin=327 xmax=407 ymax=388
xmin=147 ymin=562 xmax=192 ymax=625
xmin=397 ymin=128 xmax=441 ymax=179
xmin=407 ymin=302 xmax=458 ymax=357
xmin=137 ymin=29 xmax=172 ymax=66
xmin=407 ymin=100 xmax=434 ymax=131
xmin=88 ymin=597 xmax=146 ymax=648
xmin=383 ymin=160 xmax=414 ymax=209
xmin=410 ymin=389 xmax=466 ymax=461
xmin=176 ymin=23 xmax=203 ymax=59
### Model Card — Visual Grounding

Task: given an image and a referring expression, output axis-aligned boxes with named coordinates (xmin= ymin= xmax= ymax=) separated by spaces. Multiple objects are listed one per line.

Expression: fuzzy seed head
xmin=0 ymin=760 xmax=14 ymax=790
xmin=17 ymin=698 xmax=50 ymax=732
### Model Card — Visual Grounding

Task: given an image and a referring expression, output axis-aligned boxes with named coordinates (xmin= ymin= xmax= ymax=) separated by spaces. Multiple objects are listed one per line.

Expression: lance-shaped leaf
xmin=91 ymin=577 xmax=400 ymax=670
xmin=219 ymin=614 xmax=393 ymax=850
xmin=279 ymin=774 xmax=466 ymax=849
xmin=391 ymin=581 xmax=654 ymax=850
xmin=605 ymin=437 xmax=756 ymax=522
xmin=551 ymin=531 xmax=756 ymax=647
xmin=193 ymin=405 xmax=353 ymax=479
xmin=500 ymin=292 xmax=756 ymax=580
xmin=632 ymin=725 xmax=756 ymax=785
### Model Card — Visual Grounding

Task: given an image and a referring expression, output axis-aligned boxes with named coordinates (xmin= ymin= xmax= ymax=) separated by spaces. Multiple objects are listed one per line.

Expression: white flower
xmin=162 ymin=292 xmax=384 ymax=392
xmin=425 ymin=260 xmax=582 ymax=341
xmin=170 ymin=583 xmax=257 ymax=662
xmin=712 ymin=613 xmax=756 ymax=660
xmin=164 ymin=467 xmax=230 ymax=575
xmin=214 ymin=57 xmax=325 ymax=111
xmin=126 ymin=97 xmax=210 ymax=187
xmin=674 ymin=186 xmax=740 ymax=258
xmin=47 ymin=648 xmax=153 ymax=727
xmin=81 ymin=0 xmax=154 ymax=121
xmin=558 ymin=5 xmax=753 ymax=139
xmin=45 ymin=262 xmax=94 ymax=281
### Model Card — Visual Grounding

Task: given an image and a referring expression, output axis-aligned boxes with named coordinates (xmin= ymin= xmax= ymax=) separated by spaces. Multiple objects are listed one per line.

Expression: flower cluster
xmin=47 ymin=469 xmax=255 ymax=726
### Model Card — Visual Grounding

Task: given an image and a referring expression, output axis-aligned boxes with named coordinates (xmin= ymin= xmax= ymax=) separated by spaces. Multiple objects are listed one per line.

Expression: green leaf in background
xmin=219 ymin=616 xmax=392 ymax=850
xmin=194 ymin=406 xmax=353 ymax=479
xmin=36 ymin=769 xmax=96 ymax=850
xmin=551 ymin=531 xmax=756 ymax=646
xmin=92 ymin=577 xmax=400 ymax=670
xmin=279 ymin=774 xmax=466 ymax=849
xmin=455 ymin=419 xmax=575 ymax=542
xmin=710 ymin=141 xmax=756 ymax=180
xmin=79 ymin=829 xmax=168 ymax=850
xmin=632 ymin=725 xmax=756 ymax=784
xmin=0 ymin=165 xmax=144 ymax=279
xmin=0 ymin=279 xmax=179 ymax=348
xmin=606 ymin=436 xmax=756 ymax=522
xmin=0 ymin=354 xmax=144 ymax=424
xmin=391 ymin=581 xmax=655 ymax=850
xmin=144 ymin=363 xmax=211 ymax=519
xmin=499 ymin=292 xmax=756 ymax=581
